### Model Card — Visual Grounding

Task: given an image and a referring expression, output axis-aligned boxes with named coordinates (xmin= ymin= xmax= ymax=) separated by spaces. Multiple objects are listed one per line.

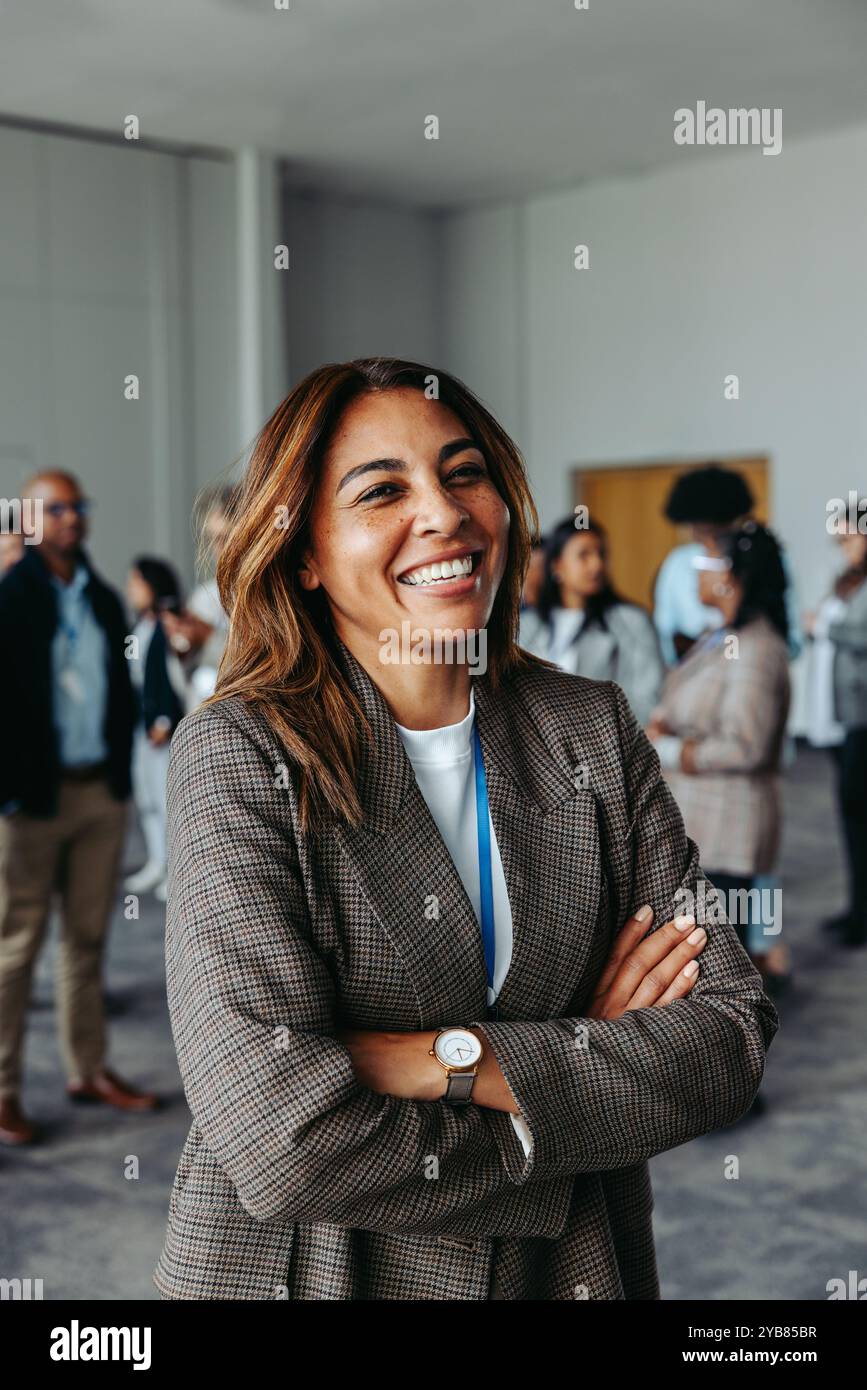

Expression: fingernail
xmin=674 ymin=914 xmax=696 ymax=930
xmin=687 ymin=927 xmax=706 ymax=945
xmin=683 ymin=960 xmax=699 ymax=977
xmin=635 ymin=904 xmax=653 ymax=921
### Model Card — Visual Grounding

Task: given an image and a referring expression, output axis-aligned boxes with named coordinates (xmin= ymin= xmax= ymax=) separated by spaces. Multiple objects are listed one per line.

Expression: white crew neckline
xmin=394 ymin=687 xmax=476 ymax=765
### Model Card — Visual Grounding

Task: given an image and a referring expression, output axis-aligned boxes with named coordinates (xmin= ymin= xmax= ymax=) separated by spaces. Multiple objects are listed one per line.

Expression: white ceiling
xmin=2 ymin=0 xmax=867 ymax=208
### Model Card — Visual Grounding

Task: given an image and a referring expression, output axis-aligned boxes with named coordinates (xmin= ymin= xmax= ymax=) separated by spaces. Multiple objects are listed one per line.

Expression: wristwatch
xmin=429 ymin=1026 xmax=483 ymax=1105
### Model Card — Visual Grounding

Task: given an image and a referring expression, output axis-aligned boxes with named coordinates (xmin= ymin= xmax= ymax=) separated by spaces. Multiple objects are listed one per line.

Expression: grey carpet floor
xmin=0 ymin=744 xmax=863 ymax=1300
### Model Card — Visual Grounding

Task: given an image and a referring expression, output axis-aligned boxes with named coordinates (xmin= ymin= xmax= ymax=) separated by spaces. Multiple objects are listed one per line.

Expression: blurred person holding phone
xmin=124 ymin=557 xmax=190 ymax=903
xmin=654 ymin=465 xmax=801 ymax=665
xmin=161 ymin=484 xmax=240 ymax=704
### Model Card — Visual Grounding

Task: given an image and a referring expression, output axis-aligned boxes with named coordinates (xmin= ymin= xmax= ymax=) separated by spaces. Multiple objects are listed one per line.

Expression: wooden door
xmin=573 ymin=457 xmax=769 ymax=609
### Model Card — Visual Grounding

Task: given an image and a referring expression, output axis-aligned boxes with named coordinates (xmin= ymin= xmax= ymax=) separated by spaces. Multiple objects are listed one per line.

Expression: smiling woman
xmin=153 ymin=356 xmax=779 ymax=1302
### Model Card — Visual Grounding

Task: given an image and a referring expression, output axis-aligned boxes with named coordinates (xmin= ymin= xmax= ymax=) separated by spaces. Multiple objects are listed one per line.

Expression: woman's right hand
xmin=586 ymin=905 xmax=705 ymax=1020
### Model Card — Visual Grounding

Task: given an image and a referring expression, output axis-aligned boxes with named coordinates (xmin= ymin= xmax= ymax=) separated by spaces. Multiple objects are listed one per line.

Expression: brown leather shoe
xmin=0 ymin=1095 xmax=38 ymax=1144
xmin=67 ymin=1067 xmax=160 ymax=1112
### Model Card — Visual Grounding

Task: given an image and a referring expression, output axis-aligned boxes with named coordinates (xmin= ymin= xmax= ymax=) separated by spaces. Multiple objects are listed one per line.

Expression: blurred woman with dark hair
xmin=654 ymin=465 xmax=802 ymax=665
xmin=647 ymin=522 xmax=791 ymax=990
xmin=520 ymin=516 xmax=665 ymax=728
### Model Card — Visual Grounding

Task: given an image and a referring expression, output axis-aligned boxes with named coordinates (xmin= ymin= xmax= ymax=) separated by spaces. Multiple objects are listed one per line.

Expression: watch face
xmin=435 ymin=1028 xmax=482 ymax=1069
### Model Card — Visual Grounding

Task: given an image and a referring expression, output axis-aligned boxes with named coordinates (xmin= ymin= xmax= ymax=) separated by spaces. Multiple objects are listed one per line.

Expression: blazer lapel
xmin=331 ymin=642 xmax=489 ymax=1027
xmin=331 ymin=641 xmax=603 ymax=1028
xmin=472 ymin=671 xmax=603 ymax=1021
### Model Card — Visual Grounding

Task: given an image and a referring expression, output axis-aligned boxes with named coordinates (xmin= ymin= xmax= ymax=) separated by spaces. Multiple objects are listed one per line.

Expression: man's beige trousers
xmin=0 ymin=778 xmax=127 ymax=1098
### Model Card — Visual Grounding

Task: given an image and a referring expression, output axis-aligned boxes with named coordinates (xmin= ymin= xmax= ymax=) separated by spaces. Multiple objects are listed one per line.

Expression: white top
xmin=805 ymin=594 xmax=846 ymax=748
xmin=395 ymin=687 xmax=534 ymax=1159
xmin=188 ymin=577 xmax=228 ymax=632
xmin=543 ymin=606 xmax=586 ymax=670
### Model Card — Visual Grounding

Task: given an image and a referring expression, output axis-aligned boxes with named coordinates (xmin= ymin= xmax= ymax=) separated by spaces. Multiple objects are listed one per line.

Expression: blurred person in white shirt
xmin=162 ymin=484 xmax=240 ymax=704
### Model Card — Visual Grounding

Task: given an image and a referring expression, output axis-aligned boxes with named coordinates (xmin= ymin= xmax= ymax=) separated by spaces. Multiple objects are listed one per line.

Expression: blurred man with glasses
xmin=0 ymin=471 xmax=158 ymax=1145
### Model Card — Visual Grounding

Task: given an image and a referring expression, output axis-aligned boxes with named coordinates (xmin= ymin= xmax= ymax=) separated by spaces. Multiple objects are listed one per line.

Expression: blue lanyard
xmin=472 ymin=721 xmax=496 ymax=996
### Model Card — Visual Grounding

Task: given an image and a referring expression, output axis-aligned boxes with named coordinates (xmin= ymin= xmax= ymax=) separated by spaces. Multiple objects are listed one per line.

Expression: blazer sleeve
xmin=469 ymin=681 xmax=780 ymax=1184
xmin=613 ymin=607 xmax=666 ymax=730
xmin=687 ymin=632 xmax=789 ymax=774
xmin=164 ymin=703 xmax=573 ymax=1238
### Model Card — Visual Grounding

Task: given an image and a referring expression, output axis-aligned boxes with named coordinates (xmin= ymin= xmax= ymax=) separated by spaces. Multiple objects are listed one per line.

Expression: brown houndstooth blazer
xmin=153 ymin=639 xmax=779 ymax=1301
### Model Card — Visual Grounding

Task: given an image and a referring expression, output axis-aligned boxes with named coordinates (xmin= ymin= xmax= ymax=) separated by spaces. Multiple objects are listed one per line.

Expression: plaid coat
xmin=153 ymin=640 xmax=779 ymax=1300
xmin=657 ymin=616 xmax=791 ymax=877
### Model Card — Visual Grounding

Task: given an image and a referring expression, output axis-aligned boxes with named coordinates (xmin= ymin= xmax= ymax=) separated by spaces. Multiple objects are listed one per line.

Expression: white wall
xmin=440 ymin=203 xmax=525 ymax=445
xmin=442 ymin=123 xmax=867 ymax=627
xmin=187 ymin=158 xmax=241 ymax=499
xmin=282 ymin=190 xmax=443 ymax=383
xmin=5 ymin=113 xmax=865 ymax=678
xmin=0 ymin=125 xmax=243 ymax=596
xmin=0 ymin=130 xmax=445 ymax=600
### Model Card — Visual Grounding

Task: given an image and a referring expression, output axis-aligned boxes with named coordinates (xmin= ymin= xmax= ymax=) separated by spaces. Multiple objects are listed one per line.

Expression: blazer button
xmin=437 ymin=1236 xmax=479 ymax=1252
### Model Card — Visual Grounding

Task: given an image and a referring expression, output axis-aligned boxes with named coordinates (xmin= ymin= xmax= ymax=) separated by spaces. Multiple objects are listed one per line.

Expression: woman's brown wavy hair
xmin=203 ymin=357 xmax=542 ymax=833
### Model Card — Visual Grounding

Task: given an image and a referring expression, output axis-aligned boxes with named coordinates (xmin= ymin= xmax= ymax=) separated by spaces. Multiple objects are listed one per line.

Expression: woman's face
xmin=553 ymin=531 xmax=606 ymax=600
xmin=205 ymin=506 xmax=230 ymax=561
xmin=697 ymin=534 xmax=732 ymax=608
xmin=696 ymin=565 xmax=720 ymax=607
xmin=299 ymin=388 xmax=510 ymax=655
xmin=697 ymin=559 xmax=741 ymax=610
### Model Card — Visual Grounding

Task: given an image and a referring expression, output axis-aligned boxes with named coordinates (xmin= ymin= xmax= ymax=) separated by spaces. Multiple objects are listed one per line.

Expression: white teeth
xmin=400 ymin=553 xmax=475 ymax=586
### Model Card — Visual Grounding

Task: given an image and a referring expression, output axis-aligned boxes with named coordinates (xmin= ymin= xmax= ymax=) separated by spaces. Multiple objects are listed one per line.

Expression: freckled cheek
xmin=324 ymin=520 xmax=398 ymax=598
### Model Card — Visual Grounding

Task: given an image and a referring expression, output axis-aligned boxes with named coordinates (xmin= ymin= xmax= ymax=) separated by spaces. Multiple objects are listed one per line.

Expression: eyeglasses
xmin=45 ymin=501 xmax=92 ymax=518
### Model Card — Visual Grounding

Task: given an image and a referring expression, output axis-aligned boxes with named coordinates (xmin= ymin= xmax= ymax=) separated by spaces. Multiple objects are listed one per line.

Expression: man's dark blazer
xmin=0 ymin=545 xmax=135 ymax=816
xmin=153 ymin=639 xmax=779 ymax=1301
